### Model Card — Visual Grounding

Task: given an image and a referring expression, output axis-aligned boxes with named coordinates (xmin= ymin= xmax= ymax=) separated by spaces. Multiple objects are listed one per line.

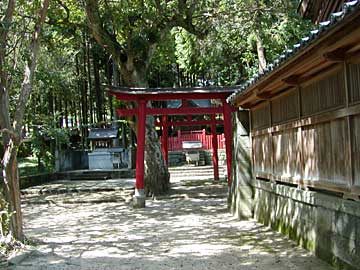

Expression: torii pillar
xmin=161 ymin=115 xmax=169 ymax=166
xmin=211 ymin=115 xmax=219 ymax=181
xmin=134 ymin=99 xmax=146 ymax=208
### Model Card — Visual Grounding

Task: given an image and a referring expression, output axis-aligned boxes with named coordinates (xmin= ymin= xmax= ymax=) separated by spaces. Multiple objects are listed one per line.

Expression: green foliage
xmin=170 ymin=0 xmax=313 ymax=84
xmin=17 ymin=142 xmax=32 ymax=158
xmin=2 ymin=0 xmax=314 ymax=149
xmin=25 ymin=1 xmax=116 ymax=132
xmin=18 ymin=156 xmax=43 ymax=176
xmin=148 ymin=32 xmax=177 ymax=87
xmin=30 ymin=115 xmax=70 ymax=171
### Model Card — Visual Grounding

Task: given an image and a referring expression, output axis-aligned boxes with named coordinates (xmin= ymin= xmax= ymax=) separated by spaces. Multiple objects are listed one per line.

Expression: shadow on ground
xmin=10 ymin=167 xmax=333 ymax=270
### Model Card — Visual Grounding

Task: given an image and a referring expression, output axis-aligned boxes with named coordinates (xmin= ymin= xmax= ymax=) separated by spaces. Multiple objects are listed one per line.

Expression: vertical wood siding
xmin=301 ymin=70 xmax=345 ymax=116
xmin=351 ymin=115 xmax=360 ymax=187
xmin=160 ymin=130 xmax=225 ymax=151
xmin=252 ymin=134 xmax=272 ymax=175
xmin=348 ymin=63 xmax=360 ymax=103
xmin=273 ymin=128 xmax=302 ymax=179
xmin=272 ymin=89 xmax=300 ymax=124
xmin=250 ymin=65 xmax=360 ymax=195
xmin=302 ymin=119 xmax=348 ymax=185
xmin=252 ymin=103 xmax=270 ymax=130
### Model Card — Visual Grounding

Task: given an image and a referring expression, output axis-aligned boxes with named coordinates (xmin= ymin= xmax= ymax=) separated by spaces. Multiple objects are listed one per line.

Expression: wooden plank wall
xmin=349 ymin=63 xmax=360 ymax=103
xmin=251 ymin=63 xmax=360 ymax=196
xmin=272 ymin=90 xmax=299 ymax=124
xmin=352 ymin=115 xmax=360 ymax=189
xmin=272 ymin=128 xmax=302 ymax=180
xmin=253 ymin=134 xmax=272 ymax=176
xmin=251 ymin=103 xmax=270 ymax=130
xmin=301 ymin=68 xmax=345 ymax=116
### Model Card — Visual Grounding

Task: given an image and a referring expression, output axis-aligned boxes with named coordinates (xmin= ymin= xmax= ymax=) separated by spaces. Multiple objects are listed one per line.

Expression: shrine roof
xmin=107 ymin=85 xmax=240 ymax=100
xmin=88 ymin=128 xmax=118 ymax=140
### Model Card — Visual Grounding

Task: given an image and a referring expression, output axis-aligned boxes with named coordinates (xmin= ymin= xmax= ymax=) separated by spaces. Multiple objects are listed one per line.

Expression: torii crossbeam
xmin=109 ymin=86 xmax=238 ymax=207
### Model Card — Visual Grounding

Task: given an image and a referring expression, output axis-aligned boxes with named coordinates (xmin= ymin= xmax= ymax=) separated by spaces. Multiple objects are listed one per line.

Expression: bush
xmin=17 ymin=141 xmax=32 ymax=158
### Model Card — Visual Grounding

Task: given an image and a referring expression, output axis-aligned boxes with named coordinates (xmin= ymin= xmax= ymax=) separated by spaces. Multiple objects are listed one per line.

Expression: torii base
xmin=132 ymin=189 xmax=146 ymax=208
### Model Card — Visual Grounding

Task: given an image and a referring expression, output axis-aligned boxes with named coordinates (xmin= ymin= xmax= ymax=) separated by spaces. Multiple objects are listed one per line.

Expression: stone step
xmin=68 ymin=174 xmax=110 ymax=181
xmin=21 ymin=178 xmax=136 ymax=204
xmin=170 ymin=170 xmax=226 ymax=176
xmin=56 ymin=169 xmax=134 ymax=181
xmin=169 ymin=166 xmax=226 ymax=172
xmin=170 ymin=173 xmax=226 ymax=178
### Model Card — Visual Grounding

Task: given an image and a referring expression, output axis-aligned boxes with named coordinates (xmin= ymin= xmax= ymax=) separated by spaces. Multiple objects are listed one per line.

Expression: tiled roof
xmin=88 ymin=128 xmax=118 ymax=140
xmin=227 ymin=0 xmax=360 ymax=105
xmin=108 ymin=85 xmax=239 ymax=95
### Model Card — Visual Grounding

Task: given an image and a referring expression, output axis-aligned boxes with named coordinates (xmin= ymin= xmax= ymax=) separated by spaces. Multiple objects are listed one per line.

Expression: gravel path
xmin=9 ymin=166 xmax=333 ymax=270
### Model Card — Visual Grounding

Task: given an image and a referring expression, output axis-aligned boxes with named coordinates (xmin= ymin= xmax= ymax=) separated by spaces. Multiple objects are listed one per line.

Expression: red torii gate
xmin=109 ymin=86 xmax=238 ymax=207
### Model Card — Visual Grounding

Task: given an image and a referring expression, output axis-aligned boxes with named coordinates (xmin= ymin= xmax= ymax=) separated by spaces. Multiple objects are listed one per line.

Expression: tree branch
xmin=169 ymin=0 xmax=208 ymax=39
xmin=56 ymin=0 xmax=70 ymax=22
xmin=0 ymin=0 xmax=16 ymax=77
xmin=13 ymin=0 xmax=50 ymax=135
xmin=85 ymin=0 xmax=125 ymax=66
xmin=0 ymin=0 xmax=16 ymax=37
xmin=0 ymin=128 xmax=20 ymax=144
xmin=0 ymin=0 xmax=16 ymax=133
xmin=155 ymin=0 xmax=162 ymax=13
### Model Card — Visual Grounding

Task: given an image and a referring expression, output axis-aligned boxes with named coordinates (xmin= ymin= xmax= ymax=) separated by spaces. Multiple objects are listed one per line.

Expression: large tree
xmin=172 ymin=0 xmax=312 ymax=84
xmin=0 ymin=0 xmax=50 ymax=240
xmin=85 ymin=0 xmax=215 ymax=195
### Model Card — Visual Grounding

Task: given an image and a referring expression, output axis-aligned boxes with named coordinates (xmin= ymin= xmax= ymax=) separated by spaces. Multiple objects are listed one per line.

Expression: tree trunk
xmin=1 ymin=137 xmax=23 ymax=241
xmin=256 ymin=33 xmax=267 ymax=73
xmin=255 ymin=0 xmax=267 ymax=73
xmin=81 ymin=46 xmax=89 ymax=144
xmin=121 ymin=62 xmax=169 ymax=196
xmin=75 ymin=54 xmax=84 ymax=145
xmin=111 ymin=62 xmax=120 ymax=147
xmin=0 ymin=0 xmax=49 ymax=241
xmin=48 ymin=90 xmax=54 ymax=117
xmin=105 ymin=58 xmax=114 ymax=120
xmin=65 ymin=100 xmax=68 ymax=128
xmin=86 ymin=38 xmax=94 ymax=126
xmin=143 ymin=114 xmax=170 ymax=195
xmin=92 ymin=47 xmax=102 ymax=123
xmin=58 ymin=99 xmax=63 ymax=127
xmin=85 ymin=0 xmax=169 ymax=196
xmin=74 ymin=102 xmax=78 ymax=127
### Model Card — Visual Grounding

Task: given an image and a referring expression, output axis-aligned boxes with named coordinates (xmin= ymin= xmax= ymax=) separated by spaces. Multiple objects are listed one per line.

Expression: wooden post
xmin=211 ymin=115 xmax=219 ymax=181
xmin=223 ymin=100 xmax=233 ymax=186
xmin=162 ymin=115 xmax=169 ymax=166
xmin=134 ymin=99 xmax=146 ymax=208
xmin=202 ymin=129 xmax=206 ymax=145
xmin=182 ymin=99 xmax=187 ymax=107
xmin=344 ymin=63 xmax=355 ymax=194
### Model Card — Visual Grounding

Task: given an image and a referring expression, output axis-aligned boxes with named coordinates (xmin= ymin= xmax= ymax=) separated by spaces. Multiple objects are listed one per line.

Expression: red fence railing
xmin=160 ymin=129 xmax=225 ymax=151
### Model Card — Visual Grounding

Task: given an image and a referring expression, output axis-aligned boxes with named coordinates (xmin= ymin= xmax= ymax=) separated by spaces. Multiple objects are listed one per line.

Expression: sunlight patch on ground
xmin=10 ymin=169 xmax=333 ymax=270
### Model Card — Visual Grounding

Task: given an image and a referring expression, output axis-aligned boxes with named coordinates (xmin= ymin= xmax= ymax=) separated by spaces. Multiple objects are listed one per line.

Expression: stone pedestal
xmin=133 ymin=188 xmax=146 ymax=208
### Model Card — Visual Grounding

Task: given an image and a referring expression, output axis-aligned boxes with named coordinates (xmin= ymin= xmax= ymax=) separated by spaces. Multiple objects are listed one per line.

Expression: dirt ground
xmin=9 ymin=166 xmax=333 ymax=270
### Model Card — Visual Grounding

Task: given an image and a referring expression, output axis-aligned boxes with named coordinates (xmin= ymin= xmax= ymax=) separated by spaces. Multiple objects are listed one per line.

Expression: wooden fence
xmin=160 ymin=129 xmax=225 ymax=151
xmin=250 ymin=63 xmax=360 ymax=197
